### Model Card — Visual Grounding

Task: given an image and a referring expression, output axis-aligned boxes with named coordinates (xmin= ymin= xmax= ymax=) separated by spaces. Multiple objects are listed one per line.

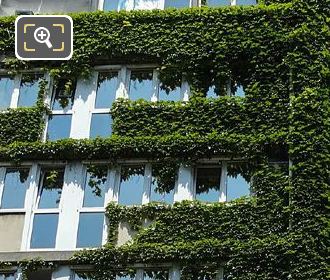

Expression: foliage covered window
xmin=17 ymin=73 xmax=42 ymax=107
xmin=159 ymin=83 xmax=181 ymax=101
xmin=0 ymin=273 xmax=15 ymax=280
xmin=76 ymin=165 xmax=108 ymax=248
xmin=227 ymin=174 xmax=250 ymax=201
xmin=195 ymin=167 xmax=222 ymax=202
xmin=150 ymin=165 xmax=175 ymax=204
xmin=119 ymin=165 xmax=145 ymax=205
xmin=129 ymin=70 xmax=154 ymax=100
xmin=26 ymin=270 xmax=52 ymax=280
xmin=0 ymin=168 xmax=29 ymax=209
xmin=236 ymin=0 xmax=257 ymax=5
xmin=207 ymin=0 xmax=230 ymax=7
xmin=52 ymin=78 xmax=76 ymax=110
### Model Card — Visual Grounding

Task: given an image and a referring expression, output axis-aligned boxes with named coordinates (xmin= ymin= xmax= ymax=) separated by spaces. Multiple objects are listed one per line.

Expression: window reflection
xmin=76 ymin=212 xmax=104 ymax=248
xmin=129 ymin=70 xmax=153 ymax=100
xmin=1 ymin=169 xmax=29 ymax=209
xmin=234 ymin=85 xmax=245 ymax=97
xmin=144 ymin=271 xmax=169 ymax=280
xmin=208 ymin=0 xmax=230 ymax=6
xmin=164 ymin=0 xmax=190 ymax=8
xmin=46 ymin=114 xmax=72 ymax=141
xmin=38 ymin=168 xmax=64 ymax=209
xmin=83 ymin=166 xmax=108 ymax=207
xmin=95 ymin=72 xmax=118 ymax=109
xmin=195 ymin=168 xmax=221 ymax=202
xmin=18 ymin=73 xmax=42 ymax=107
xmin=236 ymin=0 xmax=257 ymax=5
xmin=150 ymin=166 xmax=175 ymax=204
xmin=0 ymin=273 xmax=15 ymax=280
xmin=0 ymin=76 xmax=14 ymax=110
xmin=52 ymin=79 xmax=76 ymax=110
xmin=116 ymin=275 xmax=135 ymax=280
xmin=119 ymin=166 xmax=144 ymax=205
xmin=103 ymin=0 xmax=122 ymax=11
xmin=30 ymin=213 xmax=58 ymax=248
xmin=89 ymin=113 xmax=112 ymax=138
xmin=227 ymin=174 xmax=250 ymax=201
xmin=159 ymin=85 xmax=181 ymax=101
xmin=206 ymin=85 xmax=218 ymax=98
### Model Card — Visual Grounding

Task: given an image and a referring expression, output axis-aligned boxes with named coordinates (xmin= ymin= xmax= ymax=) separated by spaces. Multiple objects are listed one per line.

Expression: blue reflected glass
xmin=206 ymin=86 xmax=218 ymax=98
xmin=46 ymin=114 xmax=72 ymax=141
xmin=104 ymin=0 xmax=120 ymax=10
xmin=159 ymin=85 xmax=181 ymax=101
xmin=95 ymin=72 xmax=118 ymax=109
xmin=76 ymin=213 xmax=104 ymax=248
xmin=235 ymin=85 xmax=245 ymax=97
xmin=236 ymin=0 xmax=257 ymax=5
xmin=227 ymin=174 xmax=250 ymax=201
xmin=150 ymin=172 xmax=174 ymax=204
xmin=83 ymin=167 xmax=108 ymax=207
xmin=1 ymin=274 xmax=15 ymax=280
xmin=119 ymin=166 xmax=144 ymax=205
xmin=1 ymin=169 xmax=29 ymax=209
xmin=30 ymin=213 xmax=58 ymax=248
xmin=17 ymin=74 xmax=42 ymax=107
xmin=129 ymin=70 xmax=153 ymax=100
xmin=164 ymin=0 xmax=190 ymax=8
xmin=195 ymin=168 xmax=221 ymax=202
xmin=52 ymin=79 xmax=76 ymax=110
xmin=0 ymin=76 xmax=14 ymax=110
xmin=116 ymin=275 xmax=135 ymax=280
xmin=89 ymin=113 xmax=112 ymax=139
xmin=208 ymin=0 xmax=230 ymax=6
xmin=38 ymin=168 xmax=64 ymax=209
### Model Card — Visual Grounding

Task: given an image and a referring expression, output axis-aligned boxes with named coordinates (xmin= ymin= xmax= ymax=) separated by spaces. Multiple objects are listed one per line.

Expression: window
xmin=26 ymin=270 xmax=52 ymax=280
xmin=233 ymin=85 xmax=245 ymax=97
xmin=128 ymin=70 xmax=154 ymax=100
xmin=159 ymin=84 xmax=181 ymax=101
xmin=89 ymin=72 xmax=117 ymax=139
xmin=194 ymin=163 xmax=250 ymax=202
xmin=164 ymin=0 xmax=191 ymax=8
xmin=0 ymin=273 xmax=15 ymax=280
xmin=76 ymin=165 xmax=108 ymax=248
xmin=0 ymin=168 xmax=29 ymax=209
xmin=118 ymin=165 xmax=145 ymax=205
xmin=103 ymin=0 xmax=129 ymax=11
xmin=236 ymin=0 xmax=257 ymax=5
xmin=30 ymin=167 xmax=64 ymax=249
xmin=17 ymin=73 xmax=42 ymax=107
xmin=207 ymin=0 xmax=230 ymax=6
xmin=195 ymin=167 xmax=221 ymax=202
xmin=45 ymin=79 xmax=75 ymax=141
xmin=150 ymin=166 xmax=175 ymax=204
xmin=0 ymin=76 xmax=14 ymax=110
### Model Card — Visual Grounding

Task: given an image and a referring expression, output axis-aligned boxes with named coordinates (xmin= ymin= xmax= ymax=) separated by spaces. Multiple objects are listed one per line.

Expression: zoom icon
xmin=15 ymin=15 xmax=73 ymax=61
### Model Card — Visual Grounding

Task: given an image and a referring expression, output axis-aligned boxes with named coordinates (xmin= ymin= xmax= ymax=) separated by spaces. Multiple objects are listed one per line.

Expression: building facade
xmin=0 ymin=0 xmax=328 ymax=280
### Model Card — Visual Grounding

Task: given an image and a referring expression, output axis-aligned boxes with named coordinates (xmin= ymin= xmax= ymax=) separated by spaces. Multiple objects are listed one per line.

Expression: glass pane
xmin=95 ymin=72 xmax=118 ymax=109
xmin=76 ymin=212 xmax=104 ymax=248
xmin=17 ymin=73 xmax=43 ymax=107
xmin=1 ymin=169 xmax=29 ymax=209
xmin=164 ymin=0 xmax=190 ymax=8
xmin=144 ymin=271 xmax=169 ymax=280
xmin=236 ymin=0 xmax=257 ymax=5
xmin=116 ymin=275 xmax=135 ymax=280
xmin=38 ymin=168 xmax=64 ymax=209
xmin=227 ymin=174 xmax=250 ymax=201
xmin=129 ymin=70 xmax=153 ymax=100
xmin=46 ymin=114 xmax=72 ymax=141
xmin=27 ymin=270 xmax=52 ymax=280
xmin=103 ymin=0 xmax=120 ymax=10
xmin=196 ymin=168 xmax=221 ymax=202
xmin=0 ymin=76 xmax=14 ymax=110
xmin=150 ymin=169 xmax=174 ymax=204
xmin=234 ymin=85 xmax=245 ymax=97
xmin=89 ymin=113 xmax=112 ymax=139
xmin=159 ymin=85 xmax=181 ymax=101
xmin=0 ymin=274 xmax=15 ymax=280
xmin=83 ymin=166 xmax=108 ymax=207
xmin=119 ymin=166 xmax=144 ymax=205
xmin=52 ymin=79 xmax=76 ymax=110
xmin=208 ymin=0 xmax=230 ymax=6
xmin=206 ymin=86 xmax=218 ymax=98
xmin=30 ymin=213 xmax=58 ymax=248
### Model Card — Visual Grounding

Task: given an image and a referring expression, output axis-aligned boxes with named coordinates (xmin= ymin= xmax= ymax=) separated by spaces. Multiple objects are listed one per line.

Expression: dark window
xmin=195 ymin=167 xmax=221 ymax=202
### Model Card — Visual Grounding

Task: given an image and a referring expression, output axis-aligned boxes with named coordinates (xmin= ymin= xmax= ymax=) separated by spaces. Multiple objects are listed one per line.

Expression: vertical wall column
xmin=56 ymin=163 xmax=84 ymax=250
xmin=174 ymin=165 xmax=194 ymax=202
xmin=70 ymin=72 xmax=98 ymax=139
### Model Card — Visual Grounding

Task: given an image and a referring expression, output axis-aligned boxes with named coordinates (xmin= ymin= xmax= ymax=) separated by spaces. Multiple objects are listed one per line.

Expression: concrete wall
xmin=0 ymin=214 xmax=25 ymax=252
xmin=117 ymin=222 xmax=136 ymax=247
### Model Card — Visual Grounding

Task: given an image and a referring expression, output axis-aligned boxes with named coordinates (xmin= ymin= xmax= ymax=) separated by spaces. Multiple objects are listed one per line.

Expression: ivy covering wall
xmin=0 ymin=0 xmax=328 ymax=279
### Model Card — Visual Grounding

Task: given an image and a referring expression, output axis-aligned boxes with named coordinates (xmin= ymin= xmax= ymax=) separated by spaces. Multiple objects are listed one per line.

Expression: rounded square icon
xmin=15 ymin=15 xmax=73 ymax=61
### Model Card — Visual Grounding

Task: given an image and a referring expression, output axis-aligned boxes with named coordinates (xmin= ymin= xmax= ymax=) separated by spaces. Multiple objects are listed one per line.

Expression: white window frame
xmin=0 ymin=71 xmax=45 ymax=110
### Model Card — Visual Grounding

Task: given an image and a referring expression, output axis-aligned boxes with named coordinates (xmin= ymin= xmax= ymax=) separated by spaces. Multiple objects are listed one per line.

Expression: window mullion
xmin=10 ymin=74 xmax=21 ymax=108
xmin=116 ymin=66 xmax=129 ymax=99
xmin=142 ymin=164 xmax=152 ymax=204
xmin=151 ymin=69 xmax=159 ymax=102
xmin=0 ymin=167 xmax=6 ymax=209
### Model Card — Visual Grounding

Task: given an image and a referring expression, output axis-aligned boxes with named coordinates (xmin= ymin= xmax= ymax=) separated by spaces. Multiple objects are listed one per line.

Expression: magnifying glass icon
xmin=34 ymin=27 xmax=53 ymax=49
